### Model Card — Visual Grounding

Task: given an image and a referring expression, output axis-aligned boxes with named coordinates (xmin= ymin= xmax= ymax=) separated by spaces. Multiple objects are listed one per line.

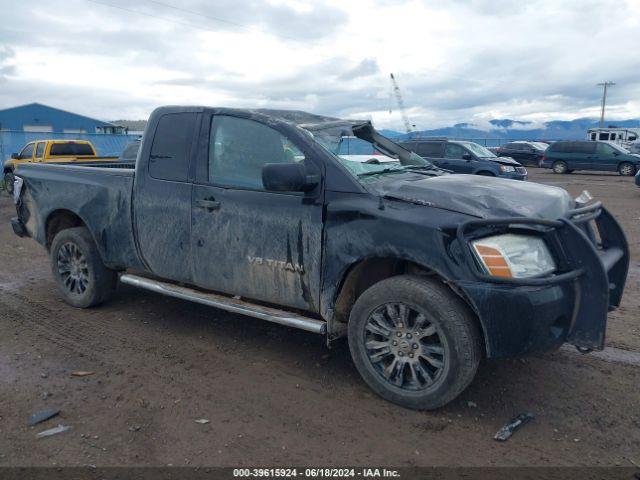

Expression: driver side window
xmin=597 ymin=143 xmax=615 ymax=156
xmin=208 ymin=116 xmax=303 ymax=189
xmin=445 ymin=143 xmax=465 ymax=159
xmin=20 ymin=143 xmax=35 ymax=159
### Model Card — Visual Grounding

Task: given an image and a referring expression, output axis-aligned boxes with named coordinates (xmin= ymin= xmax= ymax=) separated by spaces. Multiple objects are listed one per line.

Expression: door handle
xmin=195 ymin=198 xmax=221 ymax=212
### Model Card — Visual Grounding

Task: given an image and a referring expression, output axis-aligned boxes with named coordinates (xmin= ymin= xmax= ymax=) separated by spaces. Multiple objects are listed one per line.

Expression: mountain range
xmin=380 ymin=118 xmax=640 ymax=144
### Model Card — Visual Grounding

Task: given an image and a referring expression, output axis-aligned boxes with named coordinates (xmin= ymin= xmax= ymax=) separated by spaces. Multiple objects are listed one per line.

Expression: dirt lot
xmin=0 ymin=168 xmax=639 ymax=467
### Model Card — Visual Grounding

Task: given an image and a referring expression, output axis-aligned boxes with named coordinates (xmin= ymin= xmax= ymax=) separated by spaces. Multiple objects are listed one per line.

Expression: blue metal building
xmin=0 ymin=103 xmax=139 ymax=160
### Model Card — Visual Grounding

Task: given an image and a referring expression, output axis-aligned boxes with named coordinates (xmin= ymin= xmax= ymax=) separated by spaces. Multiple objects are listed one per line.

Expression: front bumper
xmin=454 ymin=202 xmax=629 ymax=357
xmin=500 ymin=168 xmax=527 ymax=181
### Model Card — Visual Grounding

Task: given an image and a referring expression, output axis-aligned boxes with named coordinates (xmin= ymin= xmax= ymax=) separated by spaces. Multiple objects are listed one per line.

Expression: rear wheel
xmin=50 ymin=227 xmax=117 ymax=308
xmin=3 ymin=171 xmax=14 ymax=195
xmin=552 ymin=161 xmax=568 ymax=174
xmin=618 ymin=162 xmax=636 ymax=176
xmin=348 ymin=275 xmax=482 ymax=410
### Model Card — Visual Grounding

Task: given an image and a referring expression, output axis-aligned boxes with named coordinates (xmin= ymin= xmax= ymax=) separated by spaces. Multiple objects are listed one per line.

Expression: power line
xmin=86 ymin=0 xmax=318 ymax=47
xmin=141 ymin=0 xmax=316 ymax=46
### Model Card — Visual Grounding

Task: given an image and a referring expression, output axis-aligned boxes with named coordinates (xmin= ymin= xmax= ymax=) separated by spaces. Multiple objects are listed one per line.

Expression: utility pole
xmin=597 ymin=81 xmax=615 ymax=128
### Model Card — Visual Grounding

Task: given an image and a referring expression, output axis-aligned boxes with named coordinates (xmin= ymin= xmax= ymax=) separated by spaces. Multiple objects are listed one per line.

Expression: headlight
xmin=471 ymin=234 xmax=556 ymax=278
xmin=499 ymin=165 xmax=515 ymax=173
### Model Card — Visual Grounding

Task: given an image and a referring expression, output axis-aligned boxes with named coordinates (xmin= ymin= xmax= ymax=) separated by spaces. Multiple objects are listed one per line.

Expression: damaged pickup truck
xmin=10 ymin=106 xmax=629 ymax=410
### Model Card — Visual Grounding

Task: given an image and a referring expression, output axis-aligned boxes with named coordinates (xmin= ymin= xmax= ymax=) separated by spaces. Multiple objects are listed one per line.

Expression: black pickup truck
xmin=10 ymin=106 xmax=629 ymax=410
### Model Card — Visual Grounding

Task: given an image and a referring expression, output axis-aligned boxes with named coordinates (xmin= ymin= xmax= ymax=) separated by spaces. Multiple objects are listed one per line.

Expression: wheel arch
xmin=45 ymin=209 xmax=91 ymax=250
xmin=618 ymin=160 xmax=636 ymax=174
xmin=474 ymin=170 xmax=495 ymax=176
xmin=329 ymin=256 xmax=488 ymax=354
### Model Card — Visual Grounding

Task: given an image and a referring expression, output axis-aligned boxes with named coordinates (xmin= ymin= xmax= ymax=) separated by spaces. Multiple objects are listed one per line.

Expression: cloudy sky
xmin=1 ymin=0 xmax=639 ymax=130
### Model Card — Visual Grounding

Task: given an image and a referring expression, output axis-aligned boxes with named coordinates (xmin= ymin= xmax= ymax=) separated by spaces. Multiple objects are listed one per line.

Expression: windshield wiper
xmin=357 ymin=168 xmax=406 ymax=178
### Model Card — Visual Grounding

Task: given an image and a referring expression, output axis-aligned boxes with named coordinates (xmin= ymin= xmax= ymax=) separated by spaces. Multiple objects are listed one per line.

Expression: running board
xmin=119 ymin=274 xmax=327 ymax=335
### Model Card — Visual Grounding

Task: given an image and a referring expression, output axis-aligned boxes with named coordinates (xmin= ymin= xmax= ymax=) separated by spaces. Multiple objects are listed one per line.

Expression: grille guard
xmin=456 ymin=201 xmax=629 ymax=350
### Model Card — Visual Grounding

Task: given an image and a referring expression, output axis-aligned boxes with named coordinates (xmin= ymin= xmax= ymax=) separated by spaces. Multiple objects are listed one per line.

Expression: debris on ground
xmin=467 ymin=401 xmax=477 ymax=408
xmin=70 ymin=371 xmax=95 ymax=377
xmin=36 ymin=424 xmax=71 ymax=438
xmin=41 ymin=392 xmax=52 ymax=400
xmin=494 ymin=413 xmax=534 ymax=442
xmin=194 ymin=419 xmax=210 ymax=425
xmin=27 ymin=408 xmax=60 ymax=426
xmin=128 ymin=425 xmax=141 ymax=432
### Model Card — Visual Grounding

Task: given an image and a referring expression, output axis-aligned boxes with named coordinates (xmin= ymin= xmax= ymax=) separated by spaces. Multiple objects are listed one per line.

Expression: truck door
xmin=190 ymin=114 xmax=323 ymax=313
xmin=133 ymin=112 xmax=198 ymax=283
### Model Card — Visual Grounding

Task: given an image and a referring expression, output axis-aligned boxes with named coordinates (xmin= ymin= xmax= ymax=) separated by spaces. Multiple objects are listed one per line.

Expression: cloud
xmin=338 ymin=58 xmax=380 ymax=80
xmin=0 ymin=0 xmax=638 ymax=130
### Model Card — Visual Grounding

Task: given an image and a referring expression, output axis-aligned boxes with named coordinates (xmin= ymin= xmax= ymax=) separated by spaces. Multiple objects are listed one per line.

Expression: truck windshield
xmin=463 ymin=142 xmax=496 ymax=158
xmin=304 ymin=124 xmax=433 ymax=181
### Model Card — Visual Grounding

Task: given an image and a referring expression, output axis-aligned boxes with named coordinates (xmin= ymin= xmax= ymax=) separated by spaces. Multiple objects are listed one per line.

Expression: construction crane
xmin=389 ymin=73 xmax=413 ymax=134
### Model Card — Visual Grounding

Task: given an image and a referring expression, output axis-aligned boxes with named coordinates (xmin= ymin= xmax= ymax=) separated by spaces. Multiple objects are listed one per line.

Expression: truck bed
xmin=15 ymin=162 xmax=141 ymax=270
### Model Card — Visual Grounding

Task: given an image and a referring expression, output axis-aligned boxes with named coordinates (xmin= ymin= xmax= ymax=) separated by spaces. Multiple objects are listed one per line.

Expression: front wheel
xmin=348 ymin=275 xmax=482 ymax=410
xmin=552 ymin=161 xmax=568 ymax=174
xmin=50 ymin=227 xmax=117 ymax=308
xmin=3 ymin=171 xmax=15 ymax=195
xmin=618 ymin=162 xmax=636 ymax=176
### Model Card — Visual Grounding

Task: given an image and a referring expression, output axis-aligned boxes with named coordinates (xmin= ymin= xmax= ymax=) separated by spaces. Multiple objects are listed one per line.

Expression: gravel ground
xmin=0 ymin=167 xmax=639 ymax=467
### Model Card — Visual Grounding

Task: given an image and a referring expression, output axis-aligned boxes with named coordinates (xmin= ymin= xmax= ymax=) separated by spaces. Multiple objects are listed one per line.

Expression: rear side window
xmin=415 ymin=142 xmax=443 ymax=157
xmin=35 ymin=142 xmax=45 ymax=158
xmin=149 ymin=113 xmax=197 ymax=181
xmin=49 ymin=143 xmax=95 ymax=156
xmin=572 ymin=142 xmax=596 ymax=154
xmin=549 ymin=142 xmax=570 ymax=153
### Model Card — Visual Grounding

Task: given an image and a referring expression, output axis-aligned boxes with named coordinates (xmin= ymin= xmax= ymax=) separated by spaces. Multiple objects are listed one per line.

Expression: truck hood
xmin=372 ymin=174 xmax=574 ymax=219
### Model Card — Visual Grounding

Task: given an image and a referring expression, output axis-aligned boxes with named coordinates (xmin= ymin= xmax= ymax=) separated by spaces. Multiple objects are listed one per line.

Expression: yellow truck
xmin=3 ymin=140 xmax=117 ymax=193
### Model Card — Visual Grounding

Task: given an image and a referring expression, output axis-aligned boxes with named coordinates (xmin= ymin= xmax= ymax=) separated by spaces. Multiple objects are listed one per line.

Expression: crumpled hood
xmin=373 ymin=174 xmax=575 ymax=219
xmin=489 ymin=156 xmax=521 ymax=166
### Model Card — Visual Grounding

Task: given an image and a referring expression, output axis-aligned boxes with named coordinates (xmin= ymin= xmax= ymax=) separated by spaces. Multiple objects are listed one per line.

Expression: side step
xmin=119 ymin=274 xmax=327 ymax=335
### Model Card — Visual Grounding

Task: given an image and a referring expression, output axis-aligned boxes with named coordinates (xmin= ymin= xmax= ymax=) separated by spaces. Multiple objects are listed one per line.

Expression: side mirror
xmin=462 ymin=153 xmax=473 ymax=161
xmin=613 ymin=151 xmax=620 ymax=156
xmin=262 ymin=163 xmax=318 ymax=192
xmin=11 ymin=153 xmax=19 ymax=159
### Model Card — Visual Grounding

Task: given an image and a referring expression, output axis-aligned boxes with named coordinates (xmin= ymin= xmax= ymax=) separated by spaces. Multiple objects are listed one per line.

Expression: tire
xmin=3 ymin=171 xmax=14 ymax=195
xmin=348 ymin=275 xmax=482 ymax=410
xmin=50 ymin=227 xmax=117 ymax=308
xmin=618 ymin=162 xmax=636 ymax=176
xmin=476 ymin=171 xmax=495 ymax=176
xmin=552 ymin=161 xmax=568 ymax=174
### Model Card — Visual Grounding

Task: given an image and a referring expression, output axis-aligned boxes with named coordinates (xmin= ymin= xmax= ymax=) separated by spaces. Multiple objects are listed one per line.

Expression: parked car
xmin=399 ymin=139 xmax=527 ymax=180
xmin=635 ymin=169 xmax=640 ymax=187
xmin=10 ymin=106 xmax=628 ymax=410
xmin=541 ymin=140 xmax=640 ymax=175
xmin=118 ymin=139 xmax=141 ymax=163
xmin=497 ymin=141 xmax=548 ymax=166
xmin=3 ymin=140 xmax=117 ymax=194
